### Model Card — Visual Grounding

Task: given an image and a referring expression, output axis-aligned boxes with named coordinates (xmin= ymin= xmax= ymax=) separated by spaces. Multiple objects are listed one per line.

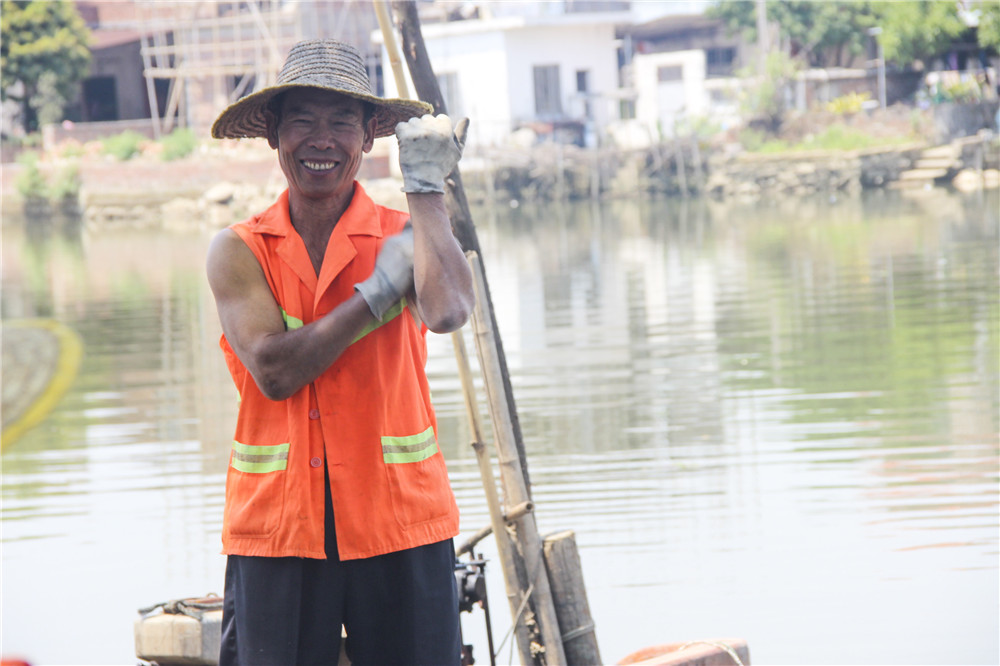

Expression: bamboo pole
xmin=373 ymin=1 xmax=410 ymax=99
xmin=390 ymin=0 xmax=532 ymax=496
xmin=468 ymin=253 xmax=567 ymax=666
xmin=378 ymin=5 xmax=588 ymax=663
xmin=373 ymin=10 xmax=543 ymax=664
xmin=452 ymin=295 xmax=536 ymax=666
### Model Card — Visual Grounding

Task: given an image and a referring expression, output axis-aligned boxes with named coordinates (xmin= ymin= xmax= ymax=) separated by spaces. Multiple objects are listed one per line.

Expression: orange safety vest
xmin=219 ymin=183 xmax=460 ymax=560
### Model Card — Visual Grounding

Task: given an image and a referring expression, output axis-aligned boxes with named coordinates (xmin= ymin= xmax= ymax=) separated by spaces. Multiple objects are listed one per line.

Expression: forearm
xmin=246 ymin=293 xmax=373 ymax=400
xmin=408 ymin=193 xmax=474 ymax=332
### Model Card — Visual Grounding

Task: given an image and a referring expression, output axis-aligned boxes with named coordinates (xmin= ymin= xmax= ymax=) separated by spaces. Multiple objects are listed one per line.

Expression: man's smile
xmin=302 ymin=159 xmax=338 ymax=171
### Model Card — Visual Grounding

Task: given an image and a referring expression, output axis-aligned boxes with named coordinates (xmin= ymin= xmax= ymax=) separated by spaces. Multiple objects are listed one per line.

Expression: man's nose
xmin=308 ymin=121 xmax=341 ymax=149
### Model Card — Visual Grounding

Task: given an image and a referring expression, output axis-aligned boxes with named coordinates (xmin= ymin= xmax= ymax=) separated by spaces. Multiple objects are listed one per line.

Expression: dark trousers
xmin=219 ymin=482 xmax=461 ymax=666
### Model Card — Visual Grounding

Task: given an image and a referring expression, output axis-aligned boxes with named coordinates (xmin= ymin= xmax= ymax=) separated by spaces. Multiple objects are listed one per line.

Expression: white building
xmin=629 ymin=48 xmax=741 ymax=141
xmin=376 ymin=6 xmax=632 ymax=149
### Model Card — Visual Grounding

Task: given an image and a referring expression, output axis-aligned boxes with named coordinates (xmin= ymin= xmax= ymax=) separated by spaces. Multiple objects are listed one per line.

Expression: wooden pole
xmin=382 ymin=6 xmax=597 ymax=663
xmin=373 ymin=1 xmax=410 ymax=99
xmin=373 ymin=9 xmax=549 ymax=664
xmin=390 ymin=0 xmax=532 ymax=496
xmin=452 ymin=285 xmax=537 ymax=666
xmin=543 ymin=531 xmax=602 ymax=666
xmin=467 ymin=254 xmax=567 ymax=666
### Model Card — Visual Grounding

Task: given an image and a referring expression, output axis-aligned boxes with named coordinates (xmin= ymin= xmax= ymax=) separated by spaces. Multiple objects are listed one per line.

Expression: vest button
xmin=308 ymin=409 xmax=321 ymax=420
xmin=310 ymin=457 xmax=322 ymax=468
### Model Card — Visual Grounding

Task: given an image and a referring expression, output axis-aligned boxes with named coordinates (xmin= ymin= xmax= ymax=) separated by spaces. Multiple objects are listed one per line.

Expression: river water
xmin=2 ymin=187 xmax=997 ymax=666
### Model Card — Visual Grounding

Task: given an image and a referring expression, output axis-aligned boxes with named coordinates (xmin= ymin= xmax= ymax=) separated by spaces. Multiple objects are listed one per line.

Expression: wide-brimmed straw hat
xmin=211 ymin=39 xmax=431 ymax=140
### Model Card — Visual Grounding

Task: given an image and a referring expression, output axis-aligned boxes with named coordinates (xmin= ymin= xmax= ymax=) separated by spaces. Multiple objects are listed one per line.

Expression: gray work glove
xmin=354 ymin=223 xmax=414 ymax=320
xmin=396 ymin=114 xmax=469 ymax=194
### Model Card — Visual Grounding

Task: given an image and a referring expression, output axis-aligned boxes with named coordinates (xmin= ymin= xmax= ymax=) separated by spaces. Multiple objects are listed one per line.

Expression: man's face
xmin=266 ymin=88 xmax=376 ymax=205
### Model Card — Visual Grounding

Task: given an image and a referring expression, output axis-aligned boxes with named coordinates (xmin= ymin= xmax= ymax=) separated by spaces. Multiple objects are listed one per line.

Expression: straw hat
xmin=211 ymin=39 xmax=432 ymax=140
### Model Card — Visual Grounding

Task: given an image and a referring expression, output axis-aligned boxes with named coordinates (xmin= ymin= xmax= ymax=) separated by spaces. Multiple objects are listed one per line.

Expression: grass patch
xmin=746 ymin=123 xmax=915 ymax=154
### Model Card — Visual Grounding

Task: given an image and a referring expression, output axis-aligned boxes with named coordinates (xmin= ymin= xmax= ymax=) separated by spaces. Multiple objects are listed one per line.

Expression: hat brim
xmin=211 ymin=84 xmax=433 ymax=140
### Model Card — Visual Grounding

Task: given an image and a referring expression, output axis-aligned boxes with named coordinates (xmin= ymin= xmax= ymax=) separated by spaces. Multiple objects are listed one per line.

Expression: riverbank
xmin=3 ymin=127 xmax=998 ymax=232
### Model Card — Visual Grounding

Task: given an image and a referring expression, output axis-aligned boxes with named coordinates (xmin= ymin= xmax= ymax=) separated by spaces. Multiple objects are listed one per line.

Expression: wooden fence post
xmin=543 ymin=531 xmax=602 ymax=665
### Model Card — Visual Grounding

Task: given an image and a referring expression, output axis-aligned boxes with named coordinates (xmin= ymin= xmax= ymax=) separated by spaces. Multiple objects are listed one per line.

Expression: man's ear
xmin=264 ymin=109 xmax=279 ymax=149
xmin=363 ymin=115 xmax=376 ymax=153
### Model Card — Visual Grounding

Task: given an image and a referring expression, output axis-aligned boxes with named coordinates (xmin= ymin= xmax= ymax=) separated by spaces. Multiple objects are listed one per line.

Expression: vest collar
xmin=250 ymin=183 xmax=384 ymax=298
xmin=251 ymin=183 xmax=382 ymax=239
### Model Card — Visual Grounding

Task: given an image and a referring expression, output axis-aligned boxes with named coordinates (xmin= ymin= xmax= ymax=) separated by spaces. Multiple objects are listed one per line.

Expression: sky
xmin=630 ymin=0 xmax=711 ymax=22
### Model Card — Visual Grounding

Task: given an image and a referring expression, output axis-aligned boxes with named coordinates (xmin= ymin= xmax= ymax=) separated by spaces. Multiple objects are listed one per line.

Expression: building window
xmin=437 ymin=71 xmax=463 ymax=117
xmin=533 ymin=64 xmax=562 ymax=117
xmin=576 ymin=69 xmax=592 ymax=120
xmin=706 ymin=47 xmax=736 ymax=77
xmin=620 ymin=99 xmax=636 ymax=120
xmin=657 ymin=66 xmax=683 ymax=83
xmin=83 ymin=76 xmax=118 ymax=121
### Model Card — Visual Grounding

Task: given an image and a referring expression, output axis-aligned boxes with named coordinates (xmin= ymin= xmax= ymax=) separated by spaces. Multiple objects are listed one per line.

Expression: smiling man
xmin=206 ymin=39 xmax=474 ymax=665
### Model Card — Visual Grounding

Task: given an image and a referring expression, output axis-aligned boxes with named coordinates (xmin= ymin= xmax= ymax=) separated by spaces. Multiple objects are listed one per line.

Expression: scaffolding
xmin=132 ymin=0 xmax=379 ymax=137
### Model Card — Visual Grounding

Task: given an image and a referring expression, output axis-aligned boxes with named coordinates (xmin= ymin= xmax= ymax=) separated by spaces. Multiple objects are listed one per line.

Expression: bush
xmin=826 ymin=92 xmax=871 ymax=115
xmin=158 ymin=128 xmax=198 ymax=161
xmin=737 ymin=52 xmax=802 ymax=133
xmin=50 ymin=162 xmax=81 ymax=202
xmin=58 ymin=139 xmax=85 ymax=158
xmin=102 ymin=130 xmax=147 ymax=161
xmin=15 ymin=151 xmax=47 ymax=200
xmin=13 ymin=151 xmax=82 ymax=214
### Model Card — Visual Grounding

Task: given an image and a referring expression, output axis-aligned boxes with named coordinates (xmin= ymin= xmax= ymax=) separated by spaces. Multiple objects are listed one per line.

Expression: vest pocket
xmin=382 ymin=427 xmax=453 ymax=526
xmin=224 ymin=440 xmax=288 ymax=537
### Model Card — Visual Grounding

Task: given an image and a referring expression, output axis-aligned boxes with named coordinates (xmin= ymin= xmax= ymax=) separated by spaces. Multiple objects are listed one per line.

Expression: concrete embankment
xmin=460 ymin=132 xmax=998 ymax=203
xmin=3 ymin=133 xmax=998 ymax=232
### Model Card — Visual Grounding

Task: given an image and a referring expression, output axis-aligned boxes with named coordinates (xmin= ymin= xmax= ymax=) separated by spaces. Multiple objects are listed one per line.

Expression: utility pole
xmin=868 ymin=26 xmax=887 ymax=109
xmin=755 ymin=0 xmax=768 ymax=77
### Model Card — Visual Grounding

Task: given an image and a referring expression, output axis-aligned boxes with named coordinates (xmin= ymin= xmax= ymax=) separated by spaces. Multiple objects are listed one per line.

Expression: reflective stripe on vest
xmin=282 ymin=309 xmax=303 ymax=330
xmin=231 ymin=441 xmax=290 ymax=473
xmin=381 ymin=426 xmax=438 ymax=464
xmin=282 ymin=298 xmax=408 ymax=343
xmin=352 ymin=298 xmax=408 ymax=344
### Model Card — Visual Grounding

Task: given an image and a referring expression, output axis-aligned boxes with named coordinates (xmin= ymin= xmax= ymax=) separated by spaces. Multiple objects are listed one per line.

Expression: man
xmin=206 ymin=39 xmax=474 ymax=665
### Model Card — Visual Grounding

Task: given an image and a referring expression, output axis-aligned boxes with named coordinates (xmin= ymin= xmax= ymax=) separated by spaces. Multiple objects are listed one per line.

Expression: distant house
xmin=377 ymin=4 xmax=633 ymax=148
xmin=620 ymin=13 xmax=749 ymax=141
xmin=53 ymin=3 xmax=143 ymax=127
xmin=56 ymin=0 xmax=381 ymax=143
xmin=74 ymin=28 xmax=149 ymax=123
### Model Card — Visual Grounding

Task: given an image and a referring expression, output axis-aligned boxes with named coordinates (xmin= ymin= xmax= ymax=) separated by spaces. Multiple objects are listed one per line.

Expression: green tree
xmin=740 ymin=50 xmax=802 ymax=132
xmin=1 ymin=0 xmax=91 ymax=133
xmin=708 ymin=0 xmax=875 ymax=67
xmin=870 ymin=1 xmax=968 ymax=66
xmin=708 ymin=0 xmax=972 ymax=68
xmin=974 ymin=2 xmax=1000 ymax=52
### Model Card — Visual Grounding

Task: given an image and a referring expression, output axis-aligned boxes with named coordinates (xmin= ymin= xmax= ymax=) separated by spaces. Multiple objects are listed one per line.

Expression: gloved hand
xmin=354 ymin=222 xmax=414 ymax=320
xmin=396 ymin=114 xmax=469 ymax=194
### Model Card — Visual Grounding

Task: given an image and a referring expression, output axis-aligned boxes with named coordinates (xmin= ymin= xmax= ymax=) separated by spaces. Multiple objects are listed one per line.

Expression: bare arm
xmin=408 ymin=192 xmax=474 ymax=333
xmin=395 ymin=114 xmax=475 ymax=333
xmin=206 ymin=229 xmax=373 ymax=401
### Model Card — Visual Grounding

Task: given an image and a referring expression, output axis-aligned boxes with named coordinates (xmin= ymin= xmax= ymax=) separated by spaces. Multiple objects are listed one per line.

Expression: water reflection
xmin=1 ymin=188 xmax=997 ymax=665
